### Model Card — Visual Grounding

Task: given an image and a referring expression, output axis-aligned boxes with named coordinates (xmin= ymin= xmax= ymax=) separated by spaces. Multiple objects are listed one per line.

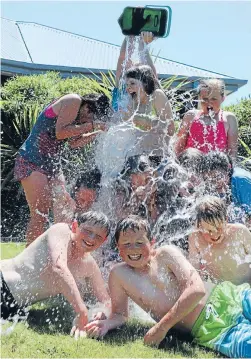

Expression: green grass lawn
xmin=1 ymin=243 xmax=219 ymax=358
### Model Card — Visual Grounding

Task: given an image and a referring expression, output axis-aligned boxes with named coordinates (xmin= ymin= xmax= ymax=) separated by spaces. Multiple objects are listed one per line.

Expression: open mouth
xmin=82 ymin=239 xmax=94 ymax=248
xmin=128 ymin=254 xmax=142 ymax=261
xmin=207 ymin=106 xmax=214 ymax=112
xmin=211 ymin=235 xmax=221 ymax=242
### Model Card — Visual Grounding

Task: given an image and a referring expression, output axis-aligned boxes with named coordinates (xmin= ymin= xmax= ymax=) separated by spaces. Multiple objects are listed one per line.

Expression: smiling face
xmin=117 ymin=229 xmax=153 ymax=269
xmin=73 ymin=222 xmax=107 ymax=254
xmin=199 ymin=87 xmax=224 ymax=114
xmin=126 ymin=78 xmax=145 ymax=101
xmin=198 ymin=219 xmax=226 ymax=244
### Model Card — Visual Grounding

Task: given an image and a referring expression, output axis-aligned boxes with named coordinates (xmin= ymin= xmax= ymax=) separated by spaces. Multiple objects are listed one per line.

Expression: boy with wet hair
xmin=84 ymin=215 xmax=251 ymax=358
xmin=114 ymin=155 xmax=157 ymax=223
xmin=1 ymin=211 xmax=111 ymax=339
xmin=188 ymin=196 xmax=251 ymax=285
xmin=202 ymin=151 xmax=251 ymax=223
xmin=73 ymin=167 xmax=102 ymax=213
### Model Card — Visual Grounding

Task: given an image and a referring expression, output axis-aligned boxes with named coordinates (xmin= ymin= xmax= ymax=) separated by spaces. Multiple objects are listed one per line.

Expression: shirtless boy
xmin=189 ymin=196 xmax=251 ymax=285
xmin=1 ymin=211 xmax=111 ymax=339
xmin=85 ymin=215 xmax=251 ymax=358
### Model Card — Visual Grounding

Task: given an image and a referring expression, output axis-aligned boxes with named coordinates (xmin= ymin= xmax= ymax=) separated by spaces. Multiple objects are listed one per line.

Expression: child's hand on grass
xmin=84 ymin=319 xmax=110 ymax=339
xmin=70 ymin=311 xmax=89 ymax=340
xmin=144 ymin=323 xmax=167 ymax=347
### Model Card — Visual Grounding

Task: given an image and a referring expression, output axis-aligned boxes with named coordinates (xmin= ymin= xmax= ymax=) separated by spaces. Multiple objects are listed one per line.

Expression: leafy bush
xmin=224 ymin=96 xmax=251 ymax=160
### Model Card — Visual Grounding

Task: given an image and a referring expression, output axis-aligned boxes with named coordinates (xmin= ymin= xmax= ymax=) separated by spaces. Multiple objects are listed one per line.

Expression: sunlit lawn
xmin=1 ymin=243 xmax=219 ymax=358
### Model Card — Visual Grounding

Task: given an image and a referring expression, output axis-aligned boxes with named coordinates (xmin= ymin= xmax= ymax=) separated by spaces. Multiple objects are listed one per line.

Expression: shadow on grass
xmin=27 ymin=296 xmax=74 ymax=335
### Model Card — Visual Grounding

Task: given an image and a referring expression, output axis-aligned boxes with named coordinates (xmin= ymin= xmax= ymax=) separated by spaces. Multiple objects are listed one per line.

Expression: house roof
xmin=1 ymin=17 xmax=248 ymax=94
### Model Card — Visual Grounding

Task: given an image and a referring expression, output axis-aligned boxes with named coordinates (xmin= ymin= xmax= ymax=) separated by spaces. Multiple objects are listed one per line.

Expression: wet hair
xmin=125 ymin=65 xmax=158 ymax=95
xmin=75 ymin=167 xmax=101 ymax=192
xmin=201 ymin=152 xmax=233 ymax=180
xmin=120 ymin=155 xmax=152 ymax=178
xmin=197 ymin=79 xmax=225 ymax=97
xmin=196 ymin=196 xmax=227 ymax=227
xmin=114 ymin=215 xmax=151 ymax=244
xmin=81 ymin=93 xmax=111 ymax=118
xmin=77 ymin=211 xmax=110 ymax=236
xmin=178 ymin=148 xmax=205 ymax=174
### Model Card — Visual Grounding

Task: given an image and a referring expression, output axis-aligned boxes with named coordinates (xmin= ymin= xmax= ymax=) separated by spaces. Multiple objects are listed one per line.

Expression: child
xmin=113 ymin=155 xmax=157 ymax=224
xmin=14 ymin=93 xmax=110 ymax=245
xmin=112 ymin=32 xmax=157 ymax=113
xmin=1 ymin=211 xmax=111 ymax=339
xmin=178 ymin=148 xmax=205 ymax=191
xmin=202 ymin=151 xmax=251 ymax=223
xmin=175 ymin=79 xmax=238 ymax=162
xmin=73 ymin=167 xmax=101 ymax=213
xmin=188 ymin=196 xmax=251 ymax=285
xmin=84 ymin=215 xmax=251 ymax=358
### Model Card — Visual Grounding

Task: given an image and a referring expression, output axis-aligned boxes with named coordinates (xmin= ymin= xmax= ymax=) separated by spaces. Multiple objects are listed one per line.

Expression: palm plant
xmin=1 ymin=104 xmax=41 ymax=191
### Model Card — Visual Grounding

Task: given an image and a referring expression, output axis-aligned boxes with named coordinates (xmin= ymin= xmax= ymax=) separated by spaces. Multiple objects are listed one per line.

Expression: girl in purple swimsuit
xmin=14 ymin=93 xmax=110 ymax=246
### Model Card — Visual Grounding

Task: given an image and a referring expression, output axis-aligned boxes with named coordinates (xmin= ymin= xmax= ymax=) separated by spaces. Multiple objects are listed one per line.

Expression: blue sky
xmin=2 ymin=0 xmax=251 ymax=105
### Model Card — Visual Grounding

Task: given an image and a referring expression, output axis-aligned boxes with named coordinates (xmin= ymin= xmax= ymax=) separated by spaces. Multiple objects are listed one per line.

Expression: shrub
xmin=224 ymin=96 xmax=251 ymax=160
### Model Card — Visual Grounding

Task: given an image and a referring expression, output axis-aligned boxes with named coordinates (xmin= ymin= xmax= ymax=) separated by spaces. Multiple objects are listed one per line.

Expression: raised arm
xmin=55 ymin=95 xmax=93 ymax=140
xmin=154 ymin=89 xmax=174 ymax=136
xmin=174 ymin=111 xmax=195 ymax=157
xmin=226 ymin=112 xmax=238 ymax=163
xmin=144 ymin=245 xmax=205 ymax=346
xmin=116 ymin=32 xmax=157 ymax=87
xmin=138 ymin=32 xmax=157 ymax=78
xmin=84 ymin=266 xmax=128 ymax=338
xmin=115 ymin=37 xmax=134 ymax=87
xmin=46 ymin=224 xmax=89 ymax=335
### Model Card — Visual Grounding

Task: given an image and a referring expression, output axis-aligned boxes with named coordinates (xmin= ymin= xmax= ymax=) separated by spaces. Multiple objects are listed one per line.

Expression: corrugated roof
xmin=1 ymin=18 xmax=31 ymax=62
xmin=0 ymin=17 xmax=247 ymax=84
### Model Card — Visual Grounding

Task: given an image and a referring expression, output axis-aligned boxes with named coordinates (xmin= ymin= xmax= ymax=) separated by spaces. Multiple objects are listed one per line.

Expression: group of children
xmin=1 ymin=32 xmax=251 ymax=357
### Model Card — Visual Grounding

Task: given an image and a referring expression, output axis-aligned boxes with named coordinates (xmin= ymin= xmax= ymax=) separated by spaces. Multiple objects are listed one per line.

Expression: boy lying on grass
xmin=85 ymin=215 xmax=251 ymax=358
xmin=0 ymin=211 xmax=111 ymax=339
xmin=189 ymin=196 xmax=251 ymax=285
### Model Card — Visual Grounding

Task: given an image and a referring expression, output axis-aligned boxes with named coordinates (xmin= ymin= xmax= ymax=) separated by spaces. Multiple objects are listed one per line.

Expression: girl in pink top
xmin=175 ymin=79 xmax=238 ymax=161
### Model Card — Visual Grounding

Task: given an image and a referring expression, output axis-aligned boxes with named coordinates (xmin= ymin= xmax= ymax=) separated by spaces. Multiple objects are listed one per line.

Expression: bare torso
xmin=194 ymin=224 xmax=251 ymax=285
xmin=1 ymin=226 xmax=93 ymax=306
xmin=115 ymin=248 xmax=214 ymax=332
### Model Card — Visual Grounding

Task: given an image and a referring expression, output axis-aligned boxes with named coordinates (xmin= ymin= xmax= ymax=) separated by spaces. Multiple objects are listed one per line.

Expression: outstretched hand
xmin=84 ymin=319 xmax=110 ymax=339
xmin=144 ymin=324 xmax=167 ymax=347
xmin=70 ymin=312 xmax=89 ymax=340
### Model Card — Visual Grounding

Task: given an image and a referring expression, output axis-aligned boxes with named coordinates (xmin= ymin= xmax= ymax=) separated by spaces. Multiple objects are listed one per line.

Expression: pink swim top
xmin=185 ymin=110 xmax=227 ymax=153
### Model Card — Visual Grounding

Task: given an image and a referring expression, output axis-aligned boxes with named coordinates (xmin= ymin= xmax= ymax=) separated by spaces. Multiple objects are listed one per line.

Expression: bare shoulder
xmin=228 ymin=223 xmax=250 ymax=235
xmin=46 ymin=223 xmax=71 ymax=241
xmin=153 ymin=88 xmax=166 ymax=97
xmin=109 ymin=262 xmax=129 ymax=278
xmin=156 ymin=244 xmax=185 ymax=259
xmin=223 ymin=111 xmax=238 ymax=123
xmin=57 ymin=94 xmax=82 ymax=107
